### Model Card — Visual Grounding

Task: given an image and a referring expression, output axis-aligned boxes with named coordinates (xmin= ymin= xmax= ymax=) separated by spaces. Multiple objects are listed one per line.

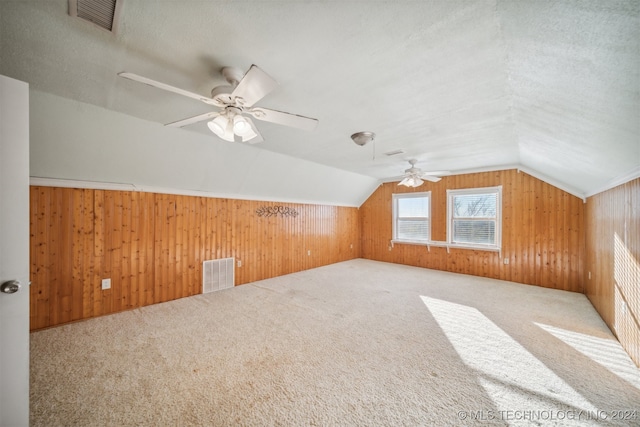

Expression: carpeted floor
xmin=30 ymin=259 xmax=640 ymax=426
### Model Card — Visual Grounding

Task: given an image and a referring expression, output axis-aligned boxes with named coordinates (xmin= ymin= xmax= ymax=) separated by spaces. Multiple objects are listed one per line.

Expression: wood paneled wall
xmin=585 ymin=178 xmax=639 ymax=366
xmin=29 ymin=187 xmax=361 ymax=330
xmin=360 ymin=169 xmax=585 ymax=291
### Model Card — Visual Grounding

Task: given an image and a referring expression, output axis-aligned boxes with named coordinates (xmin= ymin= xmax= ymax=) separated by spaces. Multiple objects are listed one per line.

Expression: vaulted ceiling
xmin=1 ymin=0 xmax=638 ymax=204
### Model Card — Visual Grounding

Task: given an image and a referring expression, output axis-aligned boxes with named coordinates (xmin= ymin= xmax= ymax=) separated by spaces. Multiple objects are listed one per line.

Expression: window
xmin=392 ymin=192 xmax=431 ymax=243
xmin=447 ymin=186 xmax=501 ymax=250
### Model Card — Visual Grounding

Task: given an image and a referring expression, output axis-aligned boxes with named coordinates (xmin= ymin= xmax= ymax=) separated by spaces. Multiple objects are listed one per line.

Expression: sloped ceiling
xmin=1 ymin=0 xmax=638 ymax=204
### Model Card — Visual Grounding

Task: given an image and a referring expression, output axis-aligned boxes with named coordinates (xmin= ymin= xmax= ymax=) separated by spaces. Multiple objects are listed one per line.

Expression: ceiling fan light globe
xmin=207 ymin=116 xmax=227 ymax=137
xmin=240 ymin=127 xmax=258 ymax=142
xmin=398 ymin=175 xmax=424 ymax=187
xmin=233 ymin=115 xmax=251 ymax=136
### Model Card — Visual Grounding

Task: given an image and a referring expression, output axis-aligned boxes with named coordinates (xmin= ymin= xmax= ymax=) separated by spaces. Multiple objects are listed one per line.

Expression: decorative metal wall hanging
xmin=256 ymin=205 xmax=299 ymax=218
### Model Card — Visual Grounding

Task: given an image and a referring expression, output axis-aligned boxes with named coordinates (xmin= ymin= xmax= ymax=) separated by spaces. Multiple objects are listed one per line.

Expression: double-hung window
xmin=392 ymin=192 xmax=431 ymax=243
xmin=447 ymin=186 xmax=501 ymax=250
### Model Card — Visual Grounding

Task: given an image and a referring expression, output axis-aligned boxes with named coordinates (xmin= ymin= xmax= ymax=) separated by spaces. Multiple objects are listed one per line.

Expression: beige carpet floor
xmin=31 ymin=259 xmax=640 ymax=426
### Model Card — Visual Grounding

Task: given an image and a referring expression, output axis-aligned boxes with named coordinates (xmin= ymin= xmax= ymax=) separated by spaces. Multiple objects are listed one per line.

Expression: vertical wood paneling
xmin=129 ymin=193 xmax=139 ymax=310
xmin=585 ymin=178 xmax=639 ymax=367
xmin=81 ymin=189 xmax=94 ymax=320
xmin=50 ymin=189 xmax=63 ymax=325
xmin=29 ymin=187 xmax=361 ymax=330
xmin=111 ymin=192 xmax=123 ymax=313
xmin=142 ymin=192 xmax=156 ymax=307
xmin=70 ymin=190 xmax=84 ymax=321
xmin=31 ymin=187 xmax=50 ymax=328
xmin=102 ymin=191 xmax=114 ymax=316
xmin=92 ymin=191 xmax=104 ymax=317
xmin=359 ymin=169 xmax=585 ymax=292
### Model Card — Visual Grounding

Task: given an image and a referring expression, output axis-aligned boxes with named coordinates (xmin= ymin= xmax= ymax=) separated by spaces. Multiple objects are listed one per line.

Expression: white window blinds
xmin=448 ymin=187 xmax=501 ymax=249
xmin=393 ymin=192 xmax=431 ymax=242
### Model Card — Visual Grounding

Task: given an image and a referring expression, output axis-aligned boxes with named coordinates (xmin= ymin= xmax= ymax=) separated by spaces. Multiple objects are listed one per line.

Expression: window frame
xmin=392 ymin=191 xmax=432 ymax=244
xmin=446 ymin=186 xmax=502 ymax=251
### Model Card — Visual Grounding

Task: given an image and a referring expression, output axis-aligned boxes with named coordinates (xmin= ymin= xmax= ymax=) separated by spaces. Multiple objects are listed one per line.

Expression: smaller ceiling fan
xmin=398 ymin=159 xmax=449 ymax=187
xmin=118 ymin=64 xmax=318 ymax=143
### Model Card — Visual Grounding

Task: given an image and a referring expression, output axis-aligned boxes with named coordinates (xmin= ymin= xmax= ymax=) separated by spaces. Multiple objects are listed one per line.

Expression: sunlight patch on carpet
xmin=420 ymin=296 xmax=600 ymax=418
xmin=536 ymin=322 xmax=640 ymax=390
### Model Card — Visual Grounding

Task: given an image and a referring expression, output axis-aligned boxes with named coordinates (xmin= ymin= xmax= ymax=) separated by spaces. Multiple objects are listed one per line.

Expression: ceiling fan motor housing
xmin=210 ymin=85 xmax=235 ymax=106
xmin=221 ymin=67 xmax=244 ymax=86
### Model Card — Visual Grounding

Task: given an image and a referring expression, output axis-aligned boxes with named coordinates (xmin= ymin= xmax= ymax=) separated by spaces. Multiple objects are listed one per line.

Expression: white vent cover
xmin=384 ymin=149 xmax=405 ymax=156
xmin=68 ymin=0 xmax=122 ymax=33
xmin=202 ymin=258 xmax=235 ymax=294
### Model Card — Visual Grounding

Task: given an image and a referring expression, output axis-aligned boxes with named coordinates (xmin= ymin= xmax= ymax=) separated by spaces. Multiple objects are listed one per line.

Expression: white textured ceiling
xmin=1 ymin=0 xmax=638 ymax=199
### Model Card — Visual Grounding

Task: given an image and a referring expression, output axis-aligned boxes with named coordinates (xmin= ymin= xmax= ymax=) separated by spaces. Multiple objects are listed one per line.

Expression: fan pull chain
xmin=372 ymin=138 xmax=376 ymax=161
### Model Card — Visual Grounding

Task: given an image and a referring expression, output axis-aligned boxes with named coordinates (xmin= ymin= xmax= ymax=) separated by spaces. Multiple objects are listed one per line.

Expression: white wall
xmin=29 ymin=91 xmax=379 ymax=207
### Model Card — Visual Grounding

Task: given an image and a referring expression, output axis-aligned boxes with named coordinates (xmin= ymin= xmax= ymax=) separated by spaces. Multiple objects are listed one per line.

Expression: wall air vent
xmin=202 ymin=258 xmax=235 ymax=294
xmin=68 ymin=0 xmax=122 ymax=33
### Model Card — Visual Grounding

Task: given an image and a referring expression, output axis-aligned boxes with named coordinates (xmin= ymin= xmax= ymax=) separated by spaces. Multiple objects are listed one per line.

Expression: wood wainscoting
xmin=585 ymin=177 xmax=639 ymax=367
xmin=360 ymin=169 xmax=585 ymax=291
xmin=29 ymin=187 xmax=361 ymax=330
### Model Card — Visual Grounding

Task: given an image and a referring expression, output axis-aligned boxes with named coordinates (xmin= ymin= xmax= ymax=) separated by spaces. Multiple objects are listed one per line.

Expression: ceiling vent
xmin=384 ymin=149 xmax=405 ymax=156
xmin=68 ymin=0 xmax=122 ymax=33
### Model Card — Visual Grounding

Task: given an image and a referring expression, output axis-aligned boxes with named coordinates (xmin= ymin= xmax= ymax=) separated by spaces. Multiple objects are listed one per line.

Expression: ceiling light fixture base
xmin=221 ymin=67 xmax=244 ymax=86
xmin=351 ymin=131 xmax=375 ymax=146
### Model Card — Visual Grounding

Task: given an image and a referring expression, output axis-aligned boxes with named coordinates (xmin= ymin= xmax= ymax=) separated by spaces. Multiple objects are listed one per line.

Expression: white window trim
xmin=446 ymin=186 xmax=502 ymax=251
xmin=392 ymin=191 xmax=431 ymax=244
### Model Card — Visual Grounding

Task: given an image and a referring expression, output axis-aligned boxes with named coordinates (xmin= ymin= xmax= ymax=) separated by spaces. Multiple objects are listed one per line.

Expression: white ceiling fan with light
xmin=118 ymin=64 xmax=318 ymax=143
xmin=397 ymin=159 xmax=449 ymax=187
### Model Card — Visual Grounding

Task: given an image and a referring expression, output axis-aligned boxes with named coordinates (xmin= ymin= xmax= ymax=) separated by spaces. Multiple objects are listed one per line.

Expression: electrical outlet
xmin=237 ymin=260 xmax=242 ymax=267
xmin=307 ymin=250 xmax=311 ymax=256
xmin=101 ymin=278 xmax=111 ymax=290
xmin=503 ymin=258 xmax=509 ymax=265
xmin=588 ymin=271 xmax=591 ymax=279
xmin=350 ymin=244 xmax=353 ymax=249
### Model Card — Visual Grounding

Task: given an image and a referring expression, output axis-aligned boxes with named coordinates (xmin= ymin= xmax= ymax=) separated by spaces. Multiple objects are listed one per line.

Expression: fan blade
xmin=231 ymin=65 xmax=278 ymax=108
xmin=118 ymin=72 xmax=218 ymax=106
xmin=166 ymin=111 xmax=219 ymax=128
xmin=247 ymin=107 xmax=318 ymax=131
xmin=420 ymin=175 xmax=441 ymax=183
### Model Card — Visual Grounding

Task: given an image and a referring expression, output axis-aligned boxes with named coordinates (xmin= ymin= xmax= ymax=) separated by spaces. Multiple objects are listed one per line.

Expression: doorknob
xmin=1 ymin=280 xmax=20 ymax=294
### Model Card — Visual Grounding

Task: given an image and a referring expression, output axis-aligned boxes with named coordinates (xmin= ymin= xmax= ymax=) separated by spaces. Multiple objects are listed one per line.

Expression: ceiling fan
xmin=118 ymin=64 xmax=318 ymax=143
xmin=398 ymin=159 xmax=449 ymax=187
